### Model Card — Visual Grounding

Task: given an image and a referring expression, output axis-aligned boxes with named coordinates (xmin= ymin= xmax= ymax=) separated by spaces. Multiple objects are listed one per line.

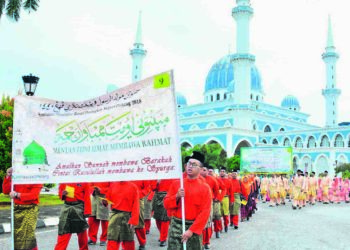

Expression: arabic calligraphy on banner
xmin=12 ymin=71 xmax=181 ymax=184
xmin=240 ymin=147 xmax=293 ymax=174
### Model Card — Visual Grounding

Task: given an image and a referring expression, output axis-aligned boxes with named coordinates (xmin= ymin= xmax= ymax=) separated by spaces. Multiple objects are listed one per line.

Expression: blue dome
xmin=205 ymin=54 xmax=262 ymax=93
xmin=281 ymin=95 xmax=300 ymax=109
xmin=176 ymin=92 xmax=187 ymax=106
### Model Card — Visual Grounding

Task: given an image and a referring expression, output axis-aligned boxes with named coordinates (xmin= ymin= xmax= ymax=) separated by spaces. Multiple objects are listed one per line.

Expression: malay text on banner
xmin=240 ymin=147 xmax=293 ymax=174
xmin=12 ymin=71 xmax=181 ymax=184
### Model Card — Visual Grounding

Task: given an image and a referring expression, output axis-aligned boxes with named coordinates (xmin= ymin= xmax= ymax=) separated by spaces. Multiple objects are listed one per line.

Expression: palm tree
xmin=0 ymin=0 xmax=40 ymax=22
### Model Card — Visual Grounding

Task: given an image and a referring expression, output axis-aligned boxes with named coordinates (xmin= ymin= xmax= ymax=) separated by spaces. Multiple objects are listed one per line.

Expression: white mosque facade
xmin=127 ymin=1 xmax=350 ymax=176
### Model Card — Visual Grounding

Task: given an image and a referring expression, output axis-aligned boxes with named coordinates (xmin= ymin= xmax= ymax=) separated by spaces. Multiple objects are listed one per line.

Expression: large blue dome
xmin=176 ymin=92 xmax=187 ymax=106
xmin=205 ymin=54 xmax=262 ymax=93
xmin=281 ymin=95 xmax=300 ymax=109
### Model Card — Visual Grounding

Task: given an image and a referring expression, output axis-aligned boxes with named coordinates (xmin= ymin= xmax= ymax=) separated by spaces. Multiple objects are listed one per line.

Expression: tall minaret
xmin=231 ymin=0 xmax=255 ymax=129
xmin=322 ymin=16 xmax=341 ymax=127
xmin=130 ymin=11 xmax=147 ymax=83
xmin=231 ymin=0 xmax=255 ymax=105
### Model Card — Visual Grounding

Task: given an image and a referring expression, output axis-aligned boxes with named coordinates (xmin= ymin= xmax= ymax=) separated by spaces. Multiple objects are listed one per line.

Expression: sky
xmin=1 ymin=0 xmax=350 ymax=126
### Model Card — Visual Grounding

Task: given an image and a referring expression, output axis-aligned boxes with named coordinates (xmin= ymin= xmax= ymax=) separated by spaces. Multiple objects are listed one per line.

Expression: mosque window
xmin=295 ymin=137 xmax=303 ymax=148
xmin=264 ymin=125 xmax=271 ymax=133
xmin=280 ymin=128 xmax=285 ymax=132
xmin=250 ymin=94 xmax=253 ymax=100
xmin=256 ymin=96 xmax=259 ymax=101
xmin=253 ymin=124 xmax=257 ymax=130
xmin=217 ymin=93 xmax=220 ymax=101
xmin=224 ymin=93 xmax=227 ymax=99
xmin=307 ymin=137 xmax=316 ymax=148
xmin=211 ymin=95 xmax=213 ymax=102
xmin=272 ymin=139 xmax=278 ymax=145
xmin=136 ymin=66 xmax=138 ymax=69
xmin=348 ymin=139 xmax=350 ymax=148
xmin=283 ymin=138 xmax=291 ymax=146
xmin=334 ymin=134 xmax=344 ymax=147
xmin=320 ymin=135 xmax=330 ymax=147
xmin=262 ymin=139 xmax=267 ymax=144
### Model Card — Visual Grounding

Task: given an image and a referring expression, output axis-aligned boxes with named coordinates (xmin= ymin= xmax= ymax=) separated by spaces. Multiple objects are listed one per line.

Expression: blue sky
xmin=1 ymin=0 xmax=350 ymax=126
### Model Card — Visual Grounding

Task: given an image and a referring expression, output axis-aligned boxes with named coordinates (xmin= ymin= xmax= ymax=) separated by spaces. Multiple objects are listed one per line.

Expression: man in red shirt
xmin=219 ymin=166 xmax=234 ymax=233
xmin=88 ymin=182 xmax=110 ymax=246
xmin=164 ymin=151 xmax=211 ymax=250
xmin=54 ymin=183 xmax=91 ymax=250
xmin=200 ymin=164 xmax=219 ymax=249
xmin=104 ymin=181 xmax=140 ymax=250
xmin=230 ymin=171 xmax=242 ymax=229
xmin=2 ymin=167 xmax=43 ymax=250
xmin=150 ymin=178 xmax=177 ymax=247
xmin=144 ymin=191 xmax=154 ymax=234
xmin=130 ymin=180 xmax=150 ymax=250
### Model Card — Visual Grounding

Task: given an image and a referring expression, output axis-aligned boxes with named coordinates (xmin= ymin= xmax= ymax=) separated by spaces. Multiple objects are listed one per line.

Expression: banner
xmin=12 ymin=71 xmax=181 ymax=184
xmin=240 ymin=147 xmax=292 ymax=174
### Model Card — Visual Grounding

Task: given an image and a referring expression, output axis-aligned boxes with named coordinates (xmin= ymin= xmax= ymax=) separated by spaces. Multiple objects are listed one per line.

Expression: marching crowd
xmin=3 ymin=152 xmax=349 ymax=250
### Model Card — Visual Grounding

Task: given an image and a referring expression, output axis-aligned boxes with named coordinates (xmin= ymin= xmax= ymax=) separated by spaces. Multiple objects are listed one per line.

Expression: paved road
xmin=1 ymin=202 xmax=350 ymax=249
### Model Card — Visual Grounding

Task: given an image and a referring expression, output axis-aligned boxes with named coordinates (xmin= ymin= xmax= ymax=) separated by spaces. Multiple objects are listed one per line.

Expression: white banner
xmin=12 ymin=71 xmax=181 ymax=184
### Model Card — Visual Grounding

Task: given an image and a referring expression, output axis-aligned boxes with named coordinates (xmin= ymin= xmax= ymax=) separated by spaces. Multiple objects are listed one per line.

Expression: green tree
xmin=0 ymin=95 xmax=14 ymax=192
xmin=335 ymin=163 xmax=350 ymax=177
xmin=226 ymin=155 xmax=240 ymax=172
xmin=0 ymin=0 xmax=40 ymax=22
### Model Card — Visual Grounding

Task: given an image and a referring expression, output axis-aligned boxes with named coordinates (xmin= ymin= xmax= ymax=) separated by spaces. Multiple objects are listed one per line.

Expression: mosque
xmin=125 ymin=0 xmax=350 ymax=176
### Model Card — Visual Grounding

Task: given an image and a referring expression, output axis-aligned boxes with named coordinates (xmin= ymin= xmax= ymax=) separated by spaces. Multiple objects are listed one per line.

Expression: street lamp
xmin=22 ymin=74 xmax=39 ymax=96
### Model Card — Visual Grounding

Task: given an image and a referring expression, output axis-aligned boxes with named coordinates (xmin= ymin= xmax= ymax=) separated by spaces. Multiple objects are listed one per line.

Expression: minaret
xmin=231 ymin=0 xmax=254 ymax=105
xmin=130 ymin=11 xmax=147 ymax=83
xmin=322 ymin=16 xmax=341 ymax=127
xmin=231 ymin=0 xmax=255 ymax=128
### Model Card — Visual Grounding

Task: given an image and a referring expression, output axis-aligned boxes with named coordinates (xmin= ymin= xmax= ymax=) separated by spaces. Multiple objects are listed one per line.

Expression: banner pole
xmin=170 ymin=70 xmax=186 ymax=250
xmin=11 ymin=180 xmax=14 ymax=250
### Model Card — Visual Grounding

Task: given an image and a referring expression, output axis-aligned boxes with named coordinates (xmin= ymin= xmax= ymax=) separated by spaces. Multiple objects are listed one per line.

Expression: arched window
xmin=307 ymin=136 xmax=316 ymax=148
xmin=348 ymin=137 xmax=350 ymax=147
xmin=224 ymin=93 xmax=227 ymax=99
xmin=250 ymin=94 xmax=253 ymax=100
xmin=253 ymin=124 xmax=257 ymax=130
xmin=217 ymin=93 xmax=220 ymax=101
xmin=264 ymin=125 xmax=272 ymax=133
xmin=262 ymin=139 xmax=267 ymax=144
xmin=272 ymin=139 xmax=278 ymax=145
xmin=334 ymin=134 xmax=344 ymax=147
xmin=256 ymin=96 xmax=259 ymax=101
xmin=211 ymin=95 xmax=213 ymax=102
xmin=283 ymin=138 xmax=291 ymax=147
xmin=295 ymin=137 xmax=303 ymax=148
xmin=280 ymin=128 xmax=285 ymax=132
xmin=320 ymin=135 xmax=330 ymax=147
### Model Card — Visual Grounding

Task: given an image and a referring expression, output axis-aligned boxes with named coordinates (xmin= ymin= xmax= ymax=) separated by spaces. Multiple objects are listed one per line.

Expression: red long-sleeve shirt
xmin=131 ymin=180 xmax=150 ymax=199
xmin=231 ymin=179 xmax=242 ymax=202
xmin=106 ymin=181 xmax=140 ymax=226
xmin=2 ymin=176 xmax=42 ymax=205
xmin=164 ymin=178 xmax=212 ymax=235
xmin=216 ymin=177 xmax=226 ymax=202
xmin=90 ymin=182 xmax=111 ymax=196
xmin=59 ymin=183 xmax=91 ymax=215
xmin=203 ymin=175 xmax=219 ymax=200
xmin=150 ymin=179 xmax=178 ymax=192
xmin=220 ymin=178 xmax=234 ymax=203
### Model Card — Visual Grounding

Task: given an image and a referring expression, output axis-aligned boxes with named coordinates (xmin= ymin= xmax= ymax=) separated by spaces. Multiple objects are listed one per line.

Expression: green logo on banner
xmin=154 ymin=72 xmax=171 ymax=89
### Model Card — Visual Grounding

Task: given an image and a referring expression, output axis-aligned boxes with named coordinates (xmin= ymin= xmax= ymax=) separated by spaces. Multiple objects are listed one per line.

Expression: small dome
xmin=205 ymin=54 xmax=262 ymax=93
xmin=23 ymin=141 xmax=48 ymax=165
xmin=281 ymin=95 xmax=300 ymax=110
xmin=176 ymin=92 xmax=187 ymax=106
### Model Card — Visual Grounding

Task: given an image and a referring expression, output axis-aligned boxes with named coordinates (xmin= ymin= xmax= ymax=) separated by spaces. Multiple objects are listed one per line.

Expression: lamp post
xmin=22 ymin=74 xmax=39 ymax=96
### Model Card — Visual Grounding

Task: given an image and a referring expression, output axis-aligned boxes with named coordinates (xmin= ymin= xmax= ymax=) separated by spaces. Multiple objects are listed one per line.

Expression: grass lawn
xmin=0 ymin=193 xmax=63 ymax=210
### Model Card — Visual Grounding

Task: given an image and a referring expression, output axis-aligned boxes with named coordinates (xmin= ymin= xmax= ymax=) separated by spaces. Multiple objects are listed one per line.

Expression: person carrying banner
xmin=2 ymin=167 xmax=43 ymax=250
xmin=130 ymin=180 xmax=151 ymax=250
xmin=200 ymin=163 xmax=219 ymax=249
xmin=151 ymin=178 xmax=178 ymax=247
xmin=230 ymin=171 xmax=242 ymax=229
xmin=88 ymin=182 xmax=110 ymax=246
xmin=104 ymin=181 xmax=140 ymax=250
xmin=54 ymin=183 xmax=91 ymax=250
xmin=218 ymin=166 xmax=233 ymax=233
xmin=164 ymin=151 xmax=212 ymax=250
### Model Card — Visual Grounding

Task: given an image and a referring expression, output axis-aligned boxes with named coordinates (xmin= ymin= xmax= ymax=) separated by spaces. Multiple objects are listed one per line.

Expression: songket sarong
xmin=107 ymin=209 xmax=134 ymax=241
xmin=280 ymin=189 xmax=287 ymax=199
xmin=269 ymin=186 xmax=277 ymax=199
xmin=91 ymin=194 xmax=109 ymax=220
xmin=135 ymin=198 xmax=145 ymax=229
xmin=233 ymin=193 xmax=241 ymax=216
xmin=322 ymin=186 xmax=329 ymax=196
xmin=308 ymin=186 xmax=317 ymax=197
xmin=144 ymin=194 xmax=153 ymax=220
xmin=293 ymin=186 xmax=302 ymax=201
xmin=58 ymin=201 xmax=88 ymax=235
xmin=153 ymin=191 xmax=170 ymax=221
xmin=14 ymin=204 xmax=39 ymax=250
xmin=240 ymin=204 xmax=248 ymax=220
xmin=204 ymin=201 xmax=213 ymax=229
xmin=167 ymin=217 xmax=203 ymax=250
xmin=221 ymin=196 xmax=229 ymax=216
xmin=212 ymin=201 xmax=221 ymax=220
